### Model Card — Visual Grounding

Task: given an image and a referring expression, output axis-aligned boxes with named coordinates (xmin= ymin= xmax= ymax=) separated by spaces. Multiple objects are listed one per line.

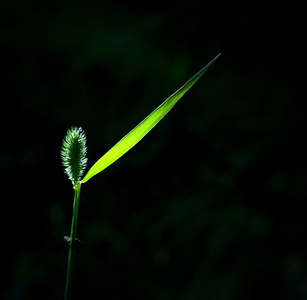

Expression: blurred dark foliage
xmin=1 ymin=1 xmax=307 ymax=299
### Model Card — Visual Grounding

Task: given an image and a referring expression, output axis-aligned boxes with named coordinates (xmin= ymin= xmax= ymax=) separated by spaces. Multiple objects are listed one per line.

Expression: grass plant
xmin=61 ymin=53 xmax=220 ymax=299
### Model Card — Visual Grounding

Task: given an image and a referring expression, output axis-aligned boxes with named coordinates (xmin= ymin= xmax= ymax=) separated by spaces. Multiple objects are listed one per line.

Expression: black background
xmin=1 ymin=2 xmax=307 ymax=299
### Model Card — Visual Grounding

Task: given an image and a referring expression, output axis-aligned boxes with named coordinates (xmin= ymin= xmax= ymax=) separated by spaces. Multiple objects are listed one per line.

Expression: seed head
xmin=61 ymin=127 xmax=87 ymax=186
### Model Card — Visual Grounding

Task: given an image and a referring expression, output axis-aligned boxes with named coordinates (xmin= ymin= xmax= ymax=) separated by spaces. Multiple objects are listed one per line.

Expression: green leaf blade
xmin=81 ymin=53 xmax=221 ymax=183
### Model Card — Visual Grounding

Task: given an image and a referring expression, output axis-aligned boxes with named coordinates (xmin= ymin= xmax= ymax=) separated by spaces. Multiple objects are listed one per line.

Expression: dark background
xmin=1 ymin=1 xmax=307 ymax=299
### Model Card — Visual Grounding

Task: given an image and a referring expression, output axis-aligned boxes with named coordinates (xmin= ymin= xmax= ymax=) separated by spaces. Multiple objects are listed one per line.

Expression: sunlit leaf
xmin=81 ymin=53 xmax=221 ymax=183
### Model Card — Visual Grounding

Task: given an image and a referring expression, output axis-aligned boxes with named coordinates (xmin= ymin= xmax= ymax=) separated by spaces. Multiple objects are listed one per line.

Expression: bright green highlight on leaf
xmin=81 ymin=53 xmax=221 ymax=183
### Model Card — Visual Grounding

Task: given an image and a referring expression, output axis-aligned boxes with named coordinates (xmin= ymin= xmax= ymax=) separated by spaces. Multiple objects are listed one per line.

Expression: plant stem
xmin=65 ymin=181 xmax=82 ymax=300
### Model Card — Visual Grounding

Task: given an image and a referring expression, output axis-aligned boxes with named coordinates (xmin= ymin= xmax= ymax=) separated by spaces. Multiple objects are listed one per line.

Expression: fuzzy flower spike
xmin=61 ymin=127 xmax=87 ymax=187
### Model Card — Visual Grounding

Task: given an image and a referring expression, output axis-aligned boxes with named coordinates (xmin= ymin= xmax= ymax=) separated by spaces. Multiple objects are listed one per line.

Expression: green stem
xmin=65 ymin=181 xmax=82 ymax=300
